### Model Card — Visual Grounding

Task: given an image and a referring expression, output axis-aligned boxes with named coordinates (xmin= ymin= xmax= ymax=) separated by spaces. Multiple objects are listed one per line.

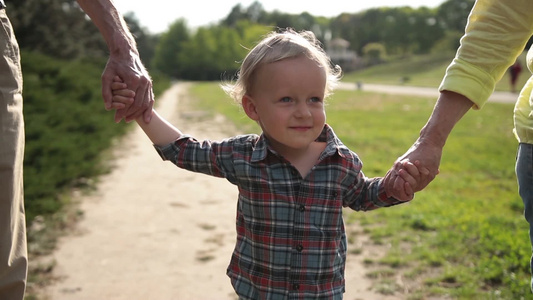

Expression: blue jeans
xmin=517 ymin=143 xmax=533 ymax=292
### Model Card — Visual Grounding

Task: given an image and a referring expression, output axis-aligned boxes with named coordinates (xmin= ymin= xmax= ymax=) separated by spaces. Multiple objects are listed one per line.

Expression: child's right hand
xmin=110 ymin=76 xmax=135 ymax=110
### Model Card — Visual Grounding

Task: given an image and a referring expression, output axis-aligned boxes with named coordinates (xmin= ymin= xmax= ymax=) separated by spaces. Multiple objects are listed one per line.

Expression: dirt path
xmin=38 ymin=82 xmax=403 ymax=300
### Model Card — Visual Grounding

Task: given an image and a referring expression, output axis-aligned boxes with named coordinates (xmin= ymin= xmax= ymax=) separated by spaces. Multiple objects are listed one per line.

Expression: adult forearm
xmin=419 ymin=90 xmax=473 ymax=148
xmin=391 ymin=90 xmax=474 ymax=192
xmin=76 ymin=0 xmax=137 ymax=56
xmin=77 ymin=0 xmax=154 ymax=123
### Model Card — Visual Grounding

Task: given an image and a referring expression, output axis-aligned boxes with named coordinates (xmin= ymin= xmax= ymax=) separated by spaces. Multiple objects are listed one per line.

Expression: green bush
xmin=21 ymin=51 xmax=169 ymax=223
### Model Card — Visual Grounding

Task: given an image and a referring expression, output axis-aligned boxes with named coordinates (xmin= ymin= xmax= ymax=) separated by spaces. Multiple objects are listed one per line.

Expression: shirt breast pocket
xmin=310 ymin=189 xmax=344 ymax=240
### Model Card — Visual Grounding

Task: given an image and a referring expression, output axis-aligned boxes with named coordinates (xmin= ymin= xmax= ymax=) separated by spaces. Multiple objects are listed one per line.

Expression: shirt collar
xmin=250 ymin=124 xmax=349 ymax=162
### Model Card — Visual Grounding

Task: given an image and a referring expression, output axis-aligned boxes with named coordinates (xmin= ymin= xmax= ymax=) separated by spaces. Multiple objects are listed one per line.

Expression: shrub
xmin=21 ymin=51 xmax=169 ymax=223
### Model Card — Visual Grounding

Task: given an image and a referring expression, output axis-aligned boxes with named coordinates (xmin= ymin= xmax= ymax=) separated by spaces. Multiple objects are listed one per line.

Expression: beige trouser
xmin=0 ymin=9 xmax=27 ymax=300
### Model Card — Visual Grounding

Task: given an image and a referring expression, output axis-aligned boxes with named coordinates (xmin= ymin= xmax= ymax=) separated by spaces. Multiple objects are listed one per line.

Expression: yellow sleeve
xmin=439 ymin=0 xmax=533 ymax=109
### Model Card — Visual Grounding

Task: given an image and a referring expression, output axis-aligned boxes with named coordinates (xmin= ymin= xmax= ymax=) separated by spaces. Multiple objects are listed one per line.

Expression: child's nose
xmin=294 ymin=101 xmax=311 ymax=118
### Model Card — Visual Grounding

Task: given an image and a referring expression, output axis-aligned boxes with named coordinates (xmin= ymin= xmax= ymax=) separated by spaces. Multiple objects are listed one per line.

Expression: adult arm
xmin=76 ymin=0 xmax=154 ymax=123
xmin=394 ymin=90 xmax=474 ymax=190
xmin=390 ymin=0 xmax=533 ymax=193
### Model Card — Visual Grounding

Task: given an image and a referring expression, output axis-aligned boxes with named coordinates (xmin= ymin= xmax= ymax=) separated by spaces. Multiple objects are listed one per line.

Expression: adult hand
xmin=383 ymin=162 xmax=415 ymax=201
xmin=390 ymin=137 xmax=442 ymax=194
xmin=102 ymin=51 xmax=154 ymax=123
xmin=388 ymin=90 xmax=473 ymax=195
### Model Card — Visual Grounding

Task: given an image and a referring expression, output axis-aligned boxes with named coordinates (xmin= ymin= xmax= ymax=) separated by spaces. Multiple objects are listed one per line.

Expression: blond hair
xmin=222 ymin=28 xmax=342 ymax=104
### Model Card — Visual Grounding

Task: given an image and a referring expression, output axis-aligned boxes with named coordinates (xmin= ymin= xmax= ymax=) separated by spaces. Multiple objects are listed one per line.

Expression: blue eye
xmin=309 ymin=97 xmax=322 ymax=103
xmin=280 ymin=97 xmax=292 ymax=103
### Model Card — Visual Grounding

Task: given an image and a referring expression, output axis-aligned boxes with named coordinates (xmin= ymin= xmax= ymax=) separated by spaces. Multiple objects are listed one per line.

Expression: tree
xmin=177 ymin=27 xmax=219 ymax=80
xmin=123 ymin=12 xmax=159 ymax=69
xmin=330 ymin=7 xmax=445 ymax=57
xmin=410 ymin=7 xmax=444 ymax=54
xmin=436 ymin=0 xmax=475 ymax=32
xmin=8 ymin=0 xmax=107 ymax=59
xmin=363 ymin=43 xmax=387 ymax=65
xmin=222 ymin=1 xmax=265 ymax=27
xmin=152 ymin=19 xmax=190 ymax=78
xmin=147 ymin=0 xmax=476 ymax=79
xmin=222 ymin=4 xmax=247 ymax=27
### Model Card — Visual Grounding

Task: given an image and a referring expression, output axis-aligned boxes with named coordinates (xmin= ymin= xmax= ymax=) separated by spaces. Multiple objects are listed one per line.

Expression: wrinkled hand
xmin=383 ymin=160 xmax=420 ymax=201
xmin=387 ymin=138 xmax=442 ymax=198
xmin=102 ymin=51 xmax=154 ymax=123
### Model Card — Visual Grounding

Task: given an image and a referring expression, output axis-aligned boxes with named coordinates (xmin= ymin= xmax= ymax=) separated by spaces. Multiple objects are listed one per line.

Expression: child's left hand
xmin=110 ymin=76 xmax=135 ymax=110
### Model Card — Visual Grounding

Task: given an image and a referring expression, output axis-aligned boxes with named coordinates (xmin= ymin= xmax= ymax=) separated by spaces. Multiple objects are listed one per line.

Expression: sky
xmin=112 ymin=0 xmax=448 ymax=34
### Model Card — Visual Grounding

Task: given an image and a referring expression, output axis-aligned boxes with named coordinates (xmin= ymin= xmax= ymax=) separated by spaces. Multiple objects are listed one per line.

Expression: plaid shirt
xmin=155 ymin=124 xmax=408 ymax=299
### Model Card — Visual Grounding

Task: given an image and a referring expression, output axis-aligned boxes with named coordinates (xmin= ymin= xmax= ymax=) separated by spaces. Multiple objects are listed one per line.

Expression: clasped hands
xmin=384 ymin=140 xmax=442 ymax=201
xmin=102 ymin=53 xmax=154 ymax=123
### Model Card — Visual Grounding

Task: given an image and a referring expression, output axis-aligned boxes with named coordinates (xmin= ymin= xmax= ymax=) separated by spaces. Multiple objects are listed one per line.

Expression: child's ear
xmin=242 ymin=95 xmax=259 ymax=121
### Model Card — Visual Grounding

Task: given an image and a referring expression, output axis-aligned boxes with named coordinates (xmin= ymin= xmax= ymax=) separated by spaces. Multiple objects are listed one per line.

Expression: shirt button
xmin=292 ymin=283 xmax=300 ymax=290
xmin=296 ymin=244 xmax=303 ymax=252
xmin=332 ymin=191 xmax=338 ymax=199
xmin=298 ymin=205 xmax=305 ymax=212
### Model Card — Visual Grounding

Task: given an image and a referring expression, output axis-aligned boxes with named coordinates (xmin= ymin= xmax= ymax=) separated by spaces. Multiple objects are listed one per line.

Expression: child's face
xmin=243 ymin=55 xmax=327 ymax=156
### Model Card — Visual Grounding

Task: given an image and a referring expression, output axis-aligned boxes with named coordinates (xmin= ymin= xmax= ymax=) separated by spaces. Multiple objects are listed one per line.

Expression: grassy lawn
xmin=188 ymin=81 xmax=528 ymax=299
xmin=343 ymin=52 xmax=530 ymax=93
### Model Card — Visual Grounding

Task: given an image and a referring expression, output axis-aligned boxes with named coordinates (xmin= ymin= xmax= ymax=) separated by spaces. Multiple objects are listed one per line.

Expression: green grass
xmin=187 ymin=81 xmax=528 ymax=299
xmin=344 ymin=52 xmax=530 ymax=93
xmin=190 ymin=82 xmax=261 ymax=134
xmin=344 ymin=53 xmax=454 ymax=88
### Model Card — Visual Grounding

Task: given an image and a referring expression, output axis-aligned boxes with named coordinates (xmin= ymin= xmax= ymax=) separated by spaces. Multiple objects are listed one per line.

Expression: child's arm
xmin=112 ymin=79 xmax=182 ymax=146
xmin=136 ymin=110 xmax=183 ymax=146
